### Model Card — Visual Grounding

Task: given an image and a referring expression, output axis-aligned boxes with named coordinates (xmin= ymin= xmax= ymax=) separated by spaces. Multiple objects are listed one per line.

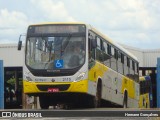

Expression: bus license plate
xmin=48 ymin=88 xmax=59 ymax=92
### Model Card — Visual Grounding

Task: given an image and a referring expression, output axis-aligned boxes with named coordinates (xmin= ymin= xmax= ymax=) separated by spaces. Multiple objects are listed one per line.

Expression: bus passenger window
xmin=121 ymin=53 xmax=124 ymax=64
xmin=103 ymin=42 xmax=110 ymax=67
xmin=117 ymin=51 xmax=124 ymax=75
xmin=97 ymin=37 xmax=101 ymax=50
xmin=96 ymin=37 xmax=103 ymax=62
xmin=136 ymin=63 xmax=139 ymax=74
xmin=108 ymin=44 xmax=111 ymax=55
xmin=127 ymin=57 xmax=130 ymax=67
xmin=124 ymin=55 xmax=129 ymax=76
xmin=114 ymin=49 xmax=118 ymax=60
xmin=111 ymin=47 xmax=114 ymax=57
xmin=110 ymin=46 xmax=117 ymax=71
xmin=103 ymin=42 xmax=108 ymax=54
xmin=132 ymin=61 xmax=135 ymax=71
xmin=129 ymin=59 xmax=134 ymax=78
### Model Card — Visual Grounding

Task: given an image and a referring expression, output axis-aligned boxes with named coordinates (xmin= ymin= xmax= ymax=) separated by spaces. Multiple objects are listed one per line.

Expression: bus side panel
xmin=89 ymin=61 xmax=125 ymax=106
xmin=139 ymin=93 xmax=150 ymax=108
xmin=121 ymin=77 xmax=139 ymax=108
xmin=101 ymin=68 xmax=123 ymax=106
xmin=139 ymin=76 xmax=150 ymax=108
xmin=88 ymin=61 xmax=139 ymax=108
xmin=88 ymin=61 xmax=106 ymax=96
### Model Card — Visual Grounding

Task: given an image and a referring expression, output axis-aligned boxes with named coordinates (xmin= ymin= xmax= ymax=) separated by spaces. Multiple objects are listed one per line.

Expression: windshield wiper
xmin=61 ymin=34 xmax=72 ymax=57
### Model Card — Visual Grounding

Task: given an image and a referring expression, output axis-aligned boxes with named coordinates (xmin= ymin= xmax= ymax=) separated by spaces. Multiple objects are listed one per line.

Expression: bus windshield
xmin=26 ymin=36 xmax=85 ymax=70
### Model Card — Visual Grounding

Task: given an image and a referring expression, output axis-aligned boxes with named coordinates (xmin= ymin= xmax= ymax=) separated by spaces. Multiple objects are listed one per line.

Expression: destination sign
xmin=28 ymin=24 xmax=86 ymax=34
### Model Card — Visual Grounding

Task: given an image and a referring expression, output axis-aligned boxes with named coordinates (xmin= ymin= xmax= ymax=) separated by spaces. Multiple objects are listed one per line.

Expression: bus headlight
xmin=24 ymin=72 xmax=33 ymax=81
xmin=26 ymin=76 xmax=33 ymax=81
xmin=75 ymin=72 xmax=86 ymax=82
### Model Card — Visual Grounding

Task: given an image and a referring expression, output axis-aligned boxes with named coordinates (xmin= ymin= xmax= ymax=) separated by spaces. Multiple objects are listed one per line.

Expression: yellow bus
xmin=18 ymin=22 xmax=139 ymax=109
xmin=139 ymin=76 xmax=153 ymax=108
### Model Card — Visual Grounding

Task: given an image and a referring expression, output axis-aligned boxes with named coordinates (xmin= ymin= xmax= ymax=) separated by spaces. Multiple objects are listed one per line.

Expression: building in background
xmin=122 ymin=44 xmax=160 ymax=107
xmin=0 ymin=44 xmax=24 ymax=108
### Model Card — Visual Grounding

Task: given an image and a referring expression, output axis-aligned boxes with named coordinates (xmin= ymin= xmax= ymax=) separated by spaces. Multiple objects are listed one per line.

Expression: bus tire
xmin=39 ymin=96 xmax=49 ymax=109
xmin=123 ymin=92 xmax=128 ymax=108
xmin=146 ymin=103 xmax=148 ymax=108
xmin=90 ymin=81 xmax=102 ymax=108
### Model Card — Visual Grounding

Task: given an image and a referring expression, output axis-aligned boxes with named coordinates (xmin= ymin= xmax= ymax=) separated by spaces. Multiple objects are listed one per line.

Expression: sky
xmin=0 ymin=0 xmax=160 ymax=49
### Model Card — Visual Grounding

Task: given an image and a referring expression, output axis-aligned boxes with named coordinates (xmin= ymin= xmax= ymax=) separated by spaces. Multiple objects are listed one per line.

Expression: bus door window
xmin=95 ymin=37 xmax=103 ymax=62
xmin=89 ymin=32 xmax=96 ymax=60
xmin=88 ymin=32 xmax=96 ymax=69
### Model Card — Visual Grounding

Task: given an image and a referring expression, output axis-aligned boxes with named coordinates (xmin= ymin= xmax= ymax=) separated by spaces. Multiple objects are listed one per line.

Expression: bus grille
xmin=36 ymin=84 xmax=70 ymax=91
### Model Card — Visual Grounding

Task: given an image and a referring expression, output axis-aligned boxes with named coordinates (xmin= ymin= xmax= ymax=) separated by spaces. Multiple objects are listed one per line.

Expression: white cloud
xmin=86 ymin=0 xmax=157 ymax=49
xmin=0 ymin=9 xmax=29 ymax=43
xmin=0 ymin=0 xmax=159 ymax=49
xmin=101 ymin=0 xmax=153 ymax=30
xmin=31 ymin=0 xmax=76 ymax=22
xmin=0 ymin=9 xmax=28 ymax=29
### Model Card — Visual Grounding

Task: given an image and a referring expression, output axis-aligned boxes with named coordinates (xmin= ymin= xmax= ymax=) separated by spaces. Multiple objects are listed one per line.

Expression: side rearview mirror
xmin=18 ymin=40 xmax=22 ymax=50
xmin=17 ymin=34 xmax=26 ymax=51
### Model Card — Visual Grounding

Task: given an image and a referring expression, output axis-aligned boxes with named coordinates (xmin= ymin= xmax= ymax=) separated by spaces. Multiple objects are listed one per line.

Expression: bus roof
xmin=29 ymin=22 xmax=138 ymax=62
xmin=88 ymin=25 xmax=138 ymax=62
xmin=29 ymin=22 xmax=86 ymax=26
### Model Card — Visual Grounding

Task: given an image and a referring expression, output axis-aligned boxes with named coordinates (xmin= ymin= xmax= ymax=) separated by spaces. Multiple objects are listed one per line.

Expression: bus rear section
xmin=139 ymin=75 xmax=153 ymax=108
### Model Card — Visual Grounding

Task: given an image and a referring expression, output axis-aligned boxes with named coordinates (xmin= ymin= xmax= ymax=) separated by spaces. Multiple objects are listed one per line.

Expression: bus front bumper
xmin=23 ymin=79 xmax=88 ymax=94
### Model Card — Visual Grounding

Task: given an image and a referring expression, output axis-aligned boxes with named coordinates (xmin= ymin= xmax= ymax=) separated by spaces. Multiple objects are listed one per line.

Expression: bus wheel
xmin=123 ymin=92 xmax=128 ymax=108
xmin=90 ymin=81 xmax=101 ymax=108
xmin=39 ymin=96 xmax=49 ymax=109
xmin=146 ymin=103 xmax=148 ymax=108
